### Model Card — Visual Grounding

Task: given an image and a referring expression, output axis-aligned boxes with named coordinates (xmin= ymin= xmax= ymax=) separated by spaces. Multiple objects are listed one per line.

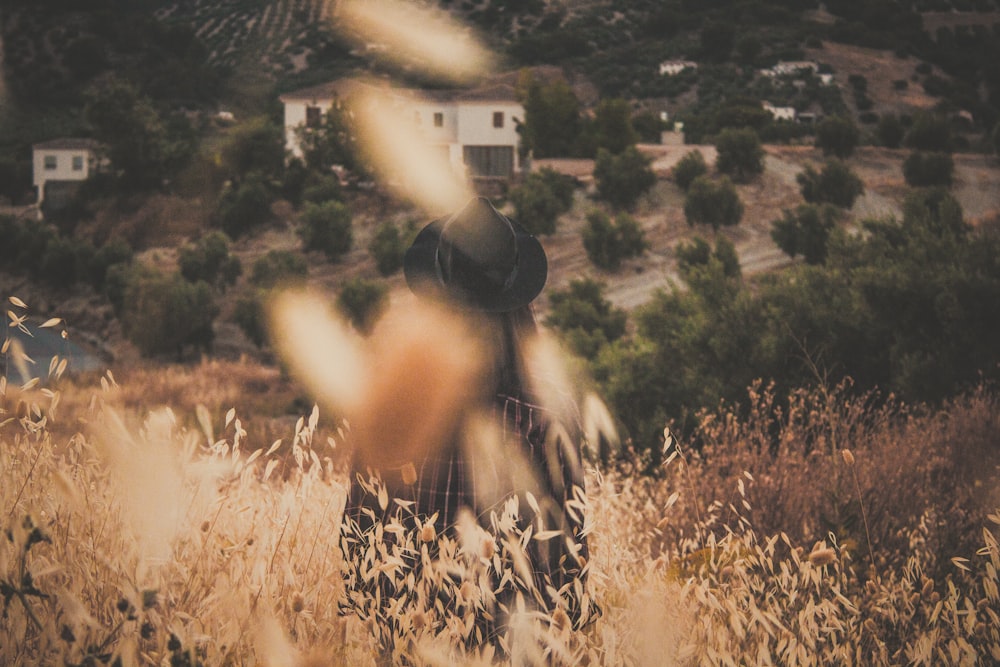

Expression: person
xmin=338 ymin=197 xmax=598 ymax=663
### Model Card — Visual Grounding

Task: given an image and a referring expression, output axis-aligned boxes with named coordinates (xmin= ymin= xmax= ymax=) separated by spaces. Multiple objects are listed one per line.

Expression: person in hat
xmin=338 ymin=197 xmax=598 ymax=662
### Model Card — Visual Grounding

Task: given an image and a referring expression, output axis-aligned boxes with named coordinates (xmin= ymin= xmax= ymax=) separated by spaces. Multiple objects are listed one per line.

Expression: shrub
xmin=545 ymin=277 xmax=627 ymax=358
xmin=676 ymin=235 xmax=741 ymax=279
xmin=815 ymin=115 xmax=859 ymax=158
xmin=234 ymin=291 xmax=268 ymax=348
xmin=299 ymin=200 xmax=353 ymax=260
xmin=714 ymin=127 xmax=764 ymax=182
xmin=672 ymin=150 xmax=708 ymax=191
xmin=250 ymin=250 xmax=308 ymax=289
xmin=904 ymin=112 xmax=952 ymax=152
xmin=88 ymin=237 xmax=133 ymax=289
xmin=216 ymin=178 xmax=272 ymax=238
xmin=684 ymin=176 xmax=743 ymax=229
xmin=301 ymin=175 xmax=343 ymax=205
xmin=368 ymin=221 xmax=407 ymax=276
xmin=903 ymin=151 xmax=954 ymax=187
xmin=119 ymin=267 xmax=218 ymax=358
xmin=797 ymin=159 xmax=864 ymax=209
xmin=509 ymin=172 xmax=566 ymax=236
xmin=337 ymin=277 xmax=388 ymax=334
xmin=593 ymin=147 xmax=656 ymax=210
xmin=771 ymin=203 xmax=839 ymax=264
xmin=178 ymin=231 xmax=241 ymax=290
xmin=877 ymin=113 xmax=905 ymax=148
xmin=582 ymin=210 xmax=648 ymax=271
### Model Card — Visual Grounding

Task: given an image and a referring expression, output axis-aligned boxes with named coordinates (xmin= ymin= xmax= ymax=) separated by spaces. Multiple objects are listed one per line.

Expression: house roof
xmin=280 ymin=78 xmax=520 ymax=105
xmin=32 ymin=138 xmax=100 ymax=151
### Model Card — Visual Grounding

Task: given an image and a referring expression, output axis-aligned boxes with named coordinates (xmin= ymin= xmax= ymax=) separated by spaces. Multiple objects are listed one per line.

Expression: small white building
xmin=280 ymin=78 xmax=526 ymax=181
xmin=32 ymin=138 xmax=100 ymax=205
xmin=764 ymin=60 xmax=819 ymax=77
xmin=763 ymin=101 xmax=797 ymax=122
xmin=659 ymin=60 xmax=698 ymax=77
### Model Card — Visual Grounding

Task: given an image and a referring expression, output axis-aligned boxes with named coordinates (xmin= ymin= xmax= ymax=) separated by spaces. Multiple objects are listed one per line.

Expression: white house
xmin=762 ymin=60 xmax=820 ymax=77
xmin=659 ymin=60 xmax=698 ymax=77
xmin=762 ymin=101 xmax=797 ymax=122
xmin=32 ymin=138 xmax=100 ymax=205
xmin=279 ymin=78 xmax=526 ymax=181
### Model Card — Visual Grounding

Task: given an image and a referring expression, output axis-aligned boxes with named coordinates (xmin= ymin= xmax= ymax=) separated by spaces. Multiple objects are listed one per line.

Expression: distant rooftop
xmin=280 ymin=78 xmax=520 ymax=104
xmin=32 ymin=138 xmax=100 ymax=151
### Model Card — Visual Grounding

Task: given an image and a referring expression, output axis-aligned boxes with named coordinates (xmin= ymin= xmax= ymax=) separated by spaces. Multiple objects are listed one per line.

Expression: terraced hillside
xmin=154 ymin=0 xmax=334 ymax=75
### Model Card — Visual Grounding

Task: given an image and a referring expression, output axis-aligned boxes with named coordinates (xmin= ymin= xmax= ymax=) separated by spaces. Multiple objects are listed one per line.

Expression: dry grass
xmin=3 ymin=301 xmax=1000 ymax=665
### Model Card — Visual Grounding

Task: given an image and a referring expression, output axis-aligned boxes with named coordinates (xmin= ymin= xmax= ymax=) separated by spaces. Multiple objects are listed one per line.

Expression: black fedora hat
xmin=404 ymin=197 xmax=547 ymax=312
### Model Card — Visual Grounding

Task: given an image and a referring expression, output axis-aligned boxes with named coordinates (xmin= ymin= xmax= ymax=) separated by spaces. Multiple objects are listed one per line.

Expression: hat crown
xmin=403 ymin=197 xmax=547 ymax=312
xmin=438 ymin=198 xmax=519 ymax=294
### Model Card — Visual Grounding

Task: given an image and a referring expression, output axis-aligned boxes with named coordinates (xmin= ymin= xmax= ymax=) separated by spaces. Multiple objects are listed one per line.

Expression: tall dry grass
xmin=3 ymin=306 xmax=999 ymax=665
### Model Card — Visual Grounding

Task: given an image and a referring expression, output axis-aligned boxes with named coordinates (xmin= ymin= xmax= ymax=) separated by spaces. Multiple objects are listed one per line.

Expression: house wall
xmin=33 ymin=148 xmax=94 ymax=204
xmin=282 ymin=92 xmax=524 ymax=179
xmin=283 ymin=97 xmax=335 ymax=158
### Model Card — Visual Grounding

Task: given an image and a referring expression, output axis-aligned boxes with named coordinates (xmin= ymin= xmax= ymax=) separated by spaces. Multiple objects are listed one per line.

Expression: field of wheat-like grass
xmin=2 ymin=310 xmax=999 ymax=665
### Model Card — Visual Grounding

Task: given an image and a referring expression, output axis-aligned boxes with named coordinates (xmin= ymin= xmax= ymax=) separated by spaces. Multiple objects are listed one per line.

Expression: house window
xmin=44 ymin=155 xmax=57 ymax=170
xmin=305 ymin=105 xmax=322 ymax=129
xmin=433 ymin=112 xmax=444 ymax=128
xmin=493 ymin=111 xmax=504 ymax=128
xmin=72 ymin=155 xmax=84 ymax=171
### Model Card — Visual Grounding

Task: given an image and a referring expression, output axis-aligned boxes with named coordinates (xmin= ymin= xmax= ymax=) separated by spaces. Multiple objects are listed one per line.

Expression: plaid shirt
xmin=339 ymin=391 xmax=595 ymax=635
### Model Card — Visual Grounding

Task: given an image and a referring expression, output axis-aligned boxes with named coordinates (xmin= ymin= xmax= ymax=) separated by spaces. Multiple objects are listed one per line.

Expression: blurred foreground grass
xmin=2 ymin=358 xmax=999 ymax=665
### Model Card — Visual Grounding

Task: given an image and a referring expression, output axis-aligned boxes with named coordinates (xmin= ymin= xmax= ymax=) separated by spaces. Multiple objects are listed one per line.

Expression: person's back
xmin=337 ymin=197 xmax=599 ymax=663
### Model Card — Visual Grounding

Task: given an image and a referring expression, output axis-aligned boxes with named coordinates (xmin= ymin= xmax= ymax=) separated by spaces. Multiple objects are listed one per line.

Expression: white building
xmin=280 ymin=79 xmax=526 ymax=181
xmin=763 ymin=60 xmax=820 ymax=77
xmin=659 ymin=60 xmax=698 ymax=76
xmin=32 ymin=138 xmax=100 ymax=205
xmin=762 ymin=101 xmax=797 ymax=122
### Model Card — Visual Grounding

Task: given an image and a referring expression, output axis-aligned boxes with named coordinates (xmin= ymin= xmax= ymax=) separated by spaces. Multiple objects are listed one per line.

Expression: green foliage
xmin=771 ymin=203 xmax=839 ymax=264
xmin=684 ymin=176 xmax=744 ymax=230
xmin=797 ymin=159 xmax=864 ymax=209
xmin=120 ymin=267 xmax=218 ymax=358
xmin=675 ymin=235 xmax=741 ymax=280
xmin=545 ymin=278 xmax=627 ymax=359
xmin=215 ymin=178 xmax=273 ymax=239
xmin=593 ymin=147 xmax=656 ymax=211
xmin=672 ymin=150 xmax=708 ymax=191
xmin=904 ymin=112 xmax=952 ymax=153
xmin=0 ymin=157 xmax=32 ymax=205
xmin=700 ymin=21 xmax=736 ymax=62
xmin=592 ymin=186 xmax=1000 ymax=455
xmin=0 ymin=215 xmax=131 ymax=290
xmin=83 ymin=76 xmax=194 ymax=193
xmin=815 ymin=115 xmax=859 ymax=158
xmin=178 ymin=231 xmax=241 ymax=290
xmin=337 ymin=278 xmax=388 ymax=335
xmin=877 ymin=113 xmax=905 ymax=149
xmin=301 ymin=175 xmax=343 ymax=205
xmin=582 ymin=210 xmax=648 ymax=271
xmin=234 ymin=292 xmax=268 ymax=348
xmin=592 ymin=98 xmax=638 ymax=154
xmin=88 ymin=236 xmax=133 ymax=289
xmin=296 ymin=104 xmax=364 ymax=174
xmin=508 ymin=170 xmax=571 ymax=236
xmin=714 ymin=127 xmax=765 ymax=182
xmin=220 ymin=117 xmax=285 ymax=182
xmin=250 ymin=250 xmax=309 ymax=289
xmin=519 ymin=75 xmax=583 ymax=158
xmin=902 ymin=151 xmax=954 ymax=187
xmin=299 ymin=201 xmax=353 ymax=260
xmin=368 ymin=221 xmax=410 ymax=276
xmin=631 ymin=111 xmax=669 ymax=144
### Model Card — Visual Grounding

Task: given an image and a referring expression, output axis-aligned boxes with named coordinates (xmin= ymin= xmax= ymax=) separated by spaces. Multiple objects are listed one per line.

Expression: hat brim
xmin=404 ymin=216 xmax=547 ymax=313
